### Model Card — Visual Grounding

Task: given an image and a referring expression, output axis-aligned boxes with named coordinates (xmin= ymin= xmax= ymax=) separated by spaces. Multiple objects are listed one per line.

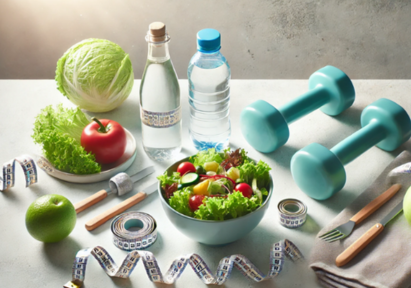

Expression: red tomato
xmin=189 ymin=195 xmax=205 ymax=211
xmin=177 ymin=162 xmax=196 ymax=176
xmin=81 ymin=117 xmax=127 ymax=164
xmin=234 ymin=183 xmax=253 ymax=198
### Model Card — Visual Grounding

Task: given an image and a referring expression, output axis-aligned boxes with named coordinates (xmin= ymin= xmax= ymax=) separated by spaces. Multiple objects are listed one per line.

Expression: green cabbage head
xmin=56 ymin=38 xmax=134 ymax=112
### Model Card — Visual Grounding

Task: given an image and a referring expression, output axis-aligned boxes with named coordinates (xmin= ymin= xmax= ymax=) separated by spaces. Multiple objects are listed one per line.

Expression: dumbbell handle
xmin=331 ymin=120 xmax=386 ymax=165
xmin=279 ymin=86 xmax=329 ymax=124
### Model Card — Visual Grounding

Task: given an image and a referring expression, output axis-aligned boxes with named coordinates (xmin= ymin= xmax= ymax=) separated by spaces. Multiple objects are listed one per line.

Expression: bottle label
xmin=140 ymin=106 xmax=181 ymax=128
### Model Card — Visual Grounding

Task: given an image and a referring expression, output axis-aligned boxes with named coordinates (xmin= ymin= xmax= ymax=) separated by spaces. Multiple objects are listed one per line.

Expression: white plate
xmin=36 ymin=129 xmax=137 ymax=183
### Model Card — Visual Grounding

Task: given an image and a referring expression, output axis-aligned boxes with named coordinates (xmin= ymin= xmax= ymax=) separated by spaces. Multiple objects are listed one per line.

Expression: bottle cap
xmin=146 ymin=22 xmax=169 ymax=43
xmin=197 ymin=29 xmax=221 ymax=53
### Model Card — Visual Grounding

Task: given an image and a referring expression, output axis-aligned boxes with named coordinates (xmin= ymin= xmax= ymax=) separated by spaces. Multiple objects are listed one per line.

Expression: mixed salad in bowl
xmin=158 ymin=148 xmax=272 ymax=221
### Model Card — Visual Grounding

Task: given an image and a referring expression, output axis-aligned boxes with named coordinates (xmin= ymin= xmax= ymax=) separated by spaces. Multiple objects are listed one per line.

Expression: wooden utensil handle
xmin=335 ymin=223 xmax=384 ymax=267
xmin=74 ymin=190 xmax=108 ymax=214
xmin=350 ymin=184 xmax=401 ymax=224
xmin=85 ymin=192 xmax=147 ymax=231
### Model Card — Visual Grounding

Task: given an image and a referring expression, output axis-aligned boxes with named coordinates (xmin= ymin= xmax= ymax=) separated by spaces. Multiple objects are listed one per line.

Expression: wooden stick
xmin=74 ymin=190 xmax=108 ymax=214
xmin=336 ymin=223 xmax=384 ymax=267
xmin=350 ymin=184 xmax=401 ymax=224
xmin=85 ymin=192 xmax=147 ymax=231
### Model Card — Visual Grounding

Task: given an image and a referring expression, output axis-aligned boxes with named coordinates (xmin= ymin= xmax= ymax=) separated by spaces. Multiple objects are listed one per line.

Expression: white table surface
xmin=1 ymin=79 xmax=410 ymax=288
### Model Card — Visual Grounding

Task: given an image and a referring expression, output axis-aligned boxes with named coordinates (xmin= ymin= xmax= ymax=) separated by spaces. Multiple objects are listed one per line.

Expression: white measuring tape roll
xmin=278 ymin=198 xmax=307 ymax=228
xmin=111 ymin=212 xmax=157 ymax=251
xmin=63 ymin=239 xmax=304 ymax=288
xmin=0 ymin=155 xmax=37 ymax=192
xmin=387 ymin=162 xmax=411 ymax=184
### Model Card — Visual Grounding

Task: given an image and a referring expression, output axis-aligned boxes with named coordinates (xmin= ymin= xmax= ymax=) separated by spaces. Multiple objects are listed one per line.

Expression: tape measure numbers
xmin=278 ymin=198 xmax=307 ymax=228
xmin=111 ymin=212 xmax=157 ymax=251
xmin=64 ymin=239 xmax=303 ymax=287
xmin=1 ymin=155 xmax=37 ymax=192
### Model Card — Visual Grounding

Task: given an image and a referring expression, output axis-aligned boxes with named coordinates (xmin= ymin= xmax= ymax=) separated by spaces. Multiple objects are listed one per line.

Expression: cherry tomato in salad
xmin=81 ymin=117 xmax=126 ymax=164
xmin=177 ymin=162 xmax=196 ymax=176
xmin=189 ymin=195 xmax=205 ymax=211
xmin=234 ymin=183 xmax=253 ymax=198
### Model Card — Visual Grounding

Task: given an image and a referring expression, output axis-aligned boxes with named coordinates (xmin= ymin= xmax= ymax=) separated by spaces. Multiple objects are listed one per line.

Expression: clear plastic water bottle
xmin=140 ymin=22 xmax=182 ymax=161
xmin=188 ymin=28 xmax=231 ymax=151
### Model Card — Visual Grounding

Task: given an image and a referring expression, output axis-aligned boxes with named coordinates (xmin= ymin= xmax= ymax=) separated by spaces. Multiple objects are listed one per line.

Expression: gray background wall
xmin=1 ymin=0 xmax=410 ymax=79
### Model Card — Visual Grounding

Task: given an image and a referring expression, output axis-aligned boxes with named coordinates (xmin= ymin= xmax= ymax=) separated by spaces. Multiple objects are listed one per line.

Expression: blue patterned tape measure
xmin=278 ymin=198 xmax=307 ymax=228
xmin=63 ymin=239 xmax=303 ymax=288
xmin=0 ymin=155 xmax=37 ymax=192
xmin=111 ymin=212 xmax=157 ymax=251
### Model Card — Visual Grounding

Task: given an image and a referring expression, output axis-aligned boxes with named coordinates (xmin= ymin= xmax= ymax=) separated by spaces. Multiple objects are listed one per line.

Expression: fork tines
xmin=319 ymin=230 xmax=346 ymax=242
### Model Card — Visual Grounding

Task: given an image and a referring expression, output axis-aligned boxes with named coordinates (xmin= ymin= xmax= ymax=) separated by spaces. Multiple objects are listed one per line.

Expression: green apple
xmin=25 ymin=194 xmax=76 ymax=243
xmin=403 ymin=186 xmax=411 ymax=225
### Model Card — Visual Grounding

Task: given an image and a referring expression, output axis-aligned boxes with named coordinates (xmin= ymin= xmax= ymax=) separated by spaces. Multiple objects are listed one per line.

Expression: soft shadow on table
xmin=43 ymin=236 xmax=82 ymax=270
xmin=331 ymin=105 xmax=362 ymax=129
xmin=389 ymin=141 xmax=411 ymax=158
xmin=318 ymin=188 xmax=360 ymax=213
xmin=109 ymin=277 xmax=132 ymax=287
xmin=194 ymin=225 xmax=278 ymax=257
xmin=0 ymin=180 xmax=47 ymax=202
xmin=264 ymin=145 xmax=299 ymax=170
xmin=0 ymin=188 xmax=19 ymax=202
xmin=28 ymin=184 xmax=47 ymax=197
xmin=231 ymin=142 xmax=299 ymax=171
xmin=153 ymin=282 xmax=176 ymax=288
xmin=299 ymin=215 xmax=321 ymax=235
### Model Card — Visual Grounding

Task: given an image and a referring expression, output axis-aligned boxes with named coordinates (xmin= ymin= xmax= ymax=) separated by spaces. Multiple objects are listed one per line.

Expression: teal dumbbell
xmin=291 ymin=98 xmax=411 ymax=200
xmin=240 ymin=65 xmax=355 ymax=153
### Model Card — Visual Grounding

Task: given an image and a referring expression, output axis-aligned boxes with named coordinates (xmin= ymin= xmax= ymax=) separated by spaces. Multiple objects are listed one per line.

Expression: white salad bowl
xmin=158 ymin=156 xmax=273 ymax=245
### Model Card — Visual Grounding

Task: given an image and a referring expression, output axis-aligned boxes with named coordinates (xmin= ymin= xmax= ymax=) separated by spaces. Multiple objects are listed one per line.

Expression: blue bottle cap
xmin=197 ymin=29 xmax=221 ymax=53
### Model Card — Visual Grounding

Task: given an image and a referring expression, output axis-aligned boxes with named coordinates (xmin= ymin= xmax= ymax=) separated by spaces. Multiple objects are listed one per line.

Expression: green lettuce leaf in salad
xmin=157 ymin=171 xmax=181 ymax=188
xmin=168 ymin=187 xmax=194 ymax=217
xmin=238 ymin=159 xmax=271 ymax=189
xmin=194 ymin=192 xmax=260 ymax=221
xmin=32 ymin=104 xmax=101 ymax=174
xmin=189 ymin=148 xmax=224 ymax=167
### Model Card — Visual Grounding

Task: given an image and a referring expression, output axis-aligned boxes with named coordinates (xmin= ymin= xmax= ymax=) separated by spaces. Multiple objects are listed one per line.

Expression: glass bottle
xmin=140 ymin=22 xmax=182 ymax=161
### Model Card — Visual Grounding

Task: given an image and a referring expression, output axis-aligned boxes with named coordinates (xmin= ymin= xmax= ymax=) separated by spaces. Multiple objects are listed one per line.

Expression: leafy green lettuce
xmin=169 ymin=187 xmax=194 ymax=217
xmin=32 ymin=104 xmax=101 ymax=174
xmin=194 ymin=192 xmax=260 ymax=221
xmin=157 ymin=171 xmax=181 ymax=188
xmin=189 ymin=148 xmax=224 ymax=167
xmin=238 ymin=160 xmax=271 ymax=189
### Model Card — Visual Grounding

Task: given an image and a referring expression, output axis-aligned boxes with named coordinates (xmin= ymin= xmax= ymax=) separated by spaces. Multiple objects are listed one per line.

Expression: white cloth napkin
xmin=310 ymin=151 xmax=411 ymax=288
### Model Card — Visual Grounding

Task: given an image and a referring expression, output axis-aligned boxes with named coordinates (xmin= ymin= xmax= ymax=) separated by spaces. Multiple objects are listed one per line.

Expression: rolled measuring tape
xmin=111 ymin=212 xmax=157 ymax=251
xmin=387 ymin=162 xmax=411 ymax=184
xmin=1 ymin=155 xmax=37 ymax=192
xmin=278 ymin=198 xmax=307 ymax=228
xmin=63 ymin=239 xmax=304 ymax=288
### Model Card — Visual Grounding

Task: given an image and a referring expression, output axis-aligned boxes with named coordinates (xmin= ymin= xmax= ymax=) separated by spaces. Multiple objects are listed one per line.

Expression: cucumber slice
xmin=181 ymin=173 xmax=200 ymax=187
xmin=252 ymin=178 xmax=263 ymax=204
